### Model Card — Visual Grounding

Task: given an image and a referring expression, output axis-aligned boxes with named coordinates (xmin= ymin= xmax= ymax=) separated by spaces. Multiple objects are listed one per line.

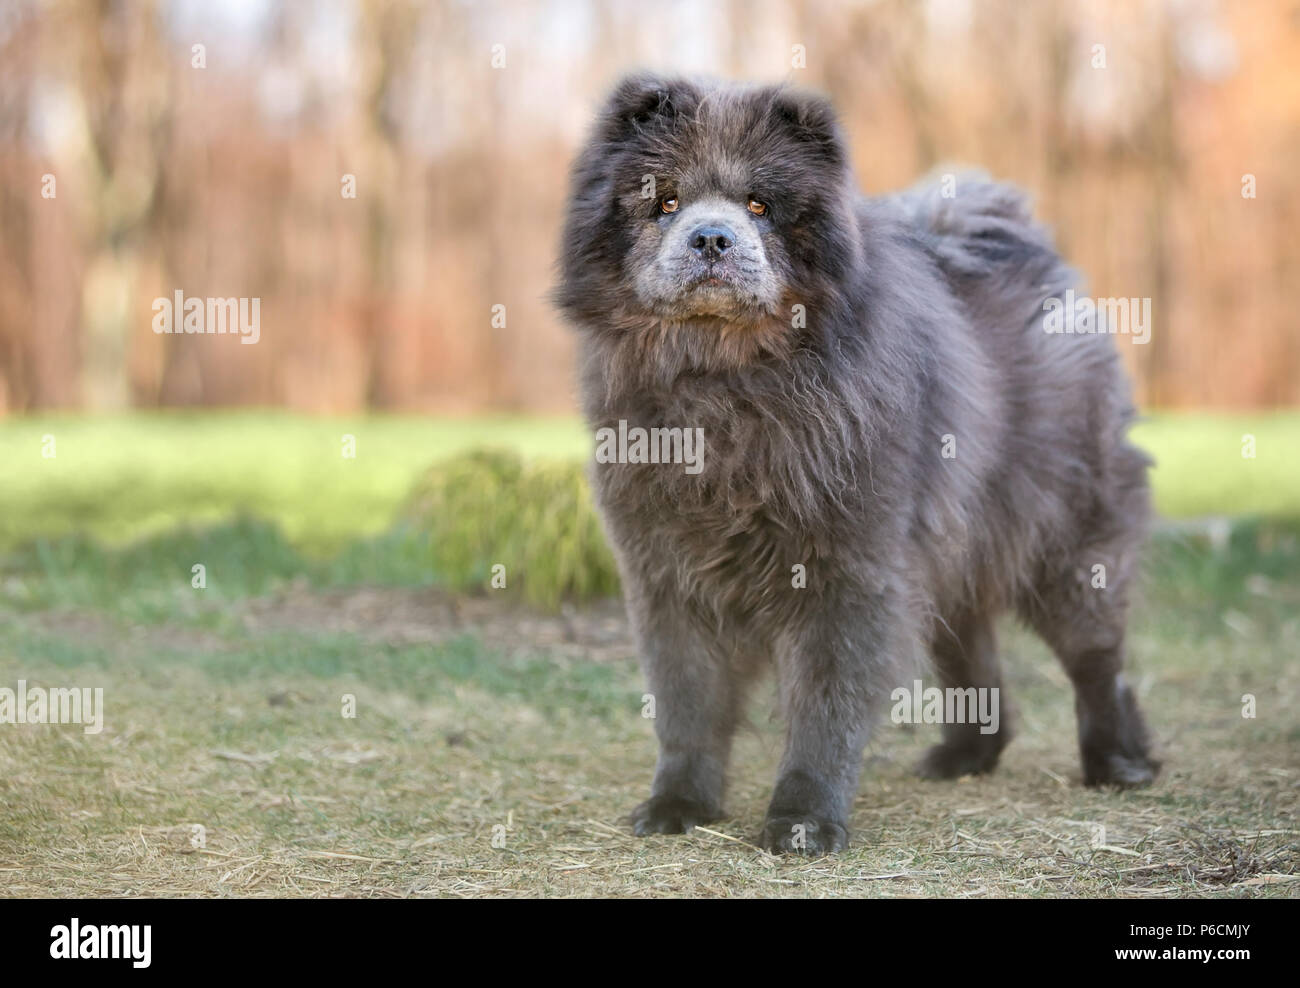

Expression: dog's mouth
xmin=637 ymin=254 xmax=778 ymax=323
xmin=675 ymin=277 xmax=755 ymax=318
xmin=686 ymin=271 xmax=733 ymax=290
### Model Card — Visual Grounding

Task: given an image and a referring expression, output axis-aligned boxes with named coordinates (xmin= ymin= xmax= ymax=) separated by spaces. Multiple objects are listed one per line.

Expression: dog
xmin=555 ymin=74 xmax=1159 ymax=854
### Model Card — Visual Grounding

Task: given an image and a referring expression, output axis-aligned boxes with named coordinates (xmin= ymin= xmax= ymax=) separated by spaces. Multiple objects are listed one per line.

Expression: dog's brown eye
xmin=748 ymin=199 xmax=767 ymax=216
xmin=660 ymin=196 xmax=679 ymax=214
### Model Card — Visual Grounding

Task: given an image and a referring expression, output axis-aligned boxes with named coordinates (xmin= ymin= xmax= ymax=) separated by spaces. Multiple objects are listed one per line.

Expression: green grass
xmin=0 ymin=612 xmax=633 ymax=720
xmin=406 ymin=450 xmax=619 ymax=607
xmin=0 ymin=411 xmax=589 ymax=552
xmin=0 ymin=518 xmax=436 ymax=621
xmin=0 ymin=411 xmax=1295 ymax=558
xmin=1130 ymin=413 xmax=1300 ymax=520
xmin=1 ymin=410 xmax=1294 ymax=614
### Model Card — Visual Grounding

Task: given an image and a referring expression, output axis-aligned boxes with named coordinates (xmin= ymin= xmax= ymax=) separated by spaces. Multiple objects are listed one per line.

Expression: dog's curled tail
xmin=893 ymin=170 xmax=1066 ymax=283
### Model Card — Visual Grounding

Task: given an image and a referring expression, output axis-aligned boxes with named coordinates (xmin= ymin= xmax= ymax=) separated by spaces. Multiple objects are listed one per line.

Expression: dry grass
xmin=2 ymin=581 xmax=1296 ymax=898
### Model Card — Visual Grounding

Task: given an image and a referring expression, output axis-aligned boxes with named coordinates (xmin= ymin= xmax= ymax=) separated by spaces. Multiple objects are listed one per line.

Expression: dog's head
xmin=557 ymin=75 xmax=862 ymax=372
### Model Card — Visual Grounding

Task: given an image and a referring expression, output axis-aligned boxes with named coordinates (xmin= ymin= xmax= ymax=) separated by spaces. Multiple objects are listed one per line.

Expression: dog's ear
xmin=598 ymin=74 xmax=695 ymax=142
xmin=769 ymin=87 xmax=847 ymax=165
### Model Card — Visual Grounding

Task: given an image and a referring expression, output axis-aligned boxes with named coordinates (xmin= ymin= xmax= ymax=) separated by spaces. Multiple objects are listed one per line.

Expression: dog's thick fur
xmin=556 ymin=75 xmax=1159 ymax=854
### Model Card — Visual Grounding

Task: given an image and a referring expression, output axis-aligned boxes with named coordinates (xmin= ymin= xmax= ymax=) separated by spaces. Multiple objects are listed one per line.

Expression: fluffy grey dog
xmin=555 ymin=75 xmax=1159 ymax=855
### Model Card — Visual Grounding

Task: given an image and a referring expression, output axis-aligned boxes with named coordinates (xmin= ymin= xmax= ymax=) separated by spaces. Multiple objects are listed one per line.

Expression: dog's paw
xmin=629 ymin=795 xmax=721 ymax=836
xmin=915 ymin=741 xmax=1002 ymax=780
xmin=1082 ymin=752 xmax=1160 ymax=789
xmin=759 ymin=815 xmax=849 ymax=855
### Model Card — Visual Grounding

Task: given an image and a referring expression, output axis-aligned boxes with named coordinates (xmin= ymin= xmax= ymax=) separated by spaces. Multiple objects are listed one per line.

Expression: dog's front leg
xmin=762 ymin=590 xmax=910 ymax=855
xmin=627 ymin=593 xmax=743 ymax=837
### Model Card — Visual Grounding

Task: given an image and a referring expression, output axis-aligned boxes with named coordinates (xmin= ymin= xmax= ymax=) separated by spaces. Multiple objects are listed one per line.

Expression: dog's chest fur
xmin=585 ymin=364 xmax=904 ymax=625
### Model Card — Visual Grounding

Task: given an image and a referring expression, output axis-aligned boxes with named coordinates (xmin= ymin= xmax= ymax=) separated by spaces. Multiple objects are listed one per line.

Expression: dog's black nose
xmin=689 ymin=225 xmax=735 ymax=260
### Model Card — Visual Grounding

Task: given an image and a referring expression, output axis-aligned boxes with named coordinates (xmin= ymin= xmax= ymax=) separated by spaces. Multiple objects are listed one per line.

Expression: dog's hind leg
xmin=1018 ymin=456 xmax=1159 ymax=789
xmin=915 ymin=609 xmax=1014 ymax=780
xmin=1026 ymin=586 xmax=1159 ymax=788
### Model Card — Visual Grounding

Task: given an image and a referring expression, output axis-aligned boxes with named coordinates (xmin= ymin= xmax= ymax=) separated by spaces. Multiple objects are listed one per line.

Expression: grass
xmin=0 ymin=527 xmax=1296 ymax=896
xmin=406 ymin=450 xmax=618 ymax=607
xmin=1 ymin=410 xmax=1296 ymax=554
xmin=0 ymin=411 xmax=1297 ymax=896
xmin=0 ymin=411 xmax=588 ymax=552
xmin=1130 ymin=413 xmax=1300 ymax=520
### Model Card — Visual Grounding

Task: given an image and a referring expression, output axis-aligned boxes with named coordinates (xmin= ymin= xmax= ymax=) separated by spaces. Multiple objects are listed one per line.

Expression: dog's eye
xmin=747 ymin=199 xmax=768 ymax=216
xmin=659 ymin=196 xmax=679 ymax=214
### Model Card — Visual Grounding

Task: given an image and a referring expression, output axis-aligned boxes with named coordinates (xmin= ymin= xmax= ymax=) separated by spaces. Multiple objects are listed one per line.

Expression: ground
xmin=0 ymin=413 xmax=1297 ymax=897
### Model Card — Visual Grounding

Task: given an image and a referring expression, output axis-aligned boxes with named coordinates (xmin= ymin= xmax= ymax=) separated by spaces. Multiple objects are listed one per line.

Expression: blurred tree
xmin=63 ymin=0 xmax=173 ymax=409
